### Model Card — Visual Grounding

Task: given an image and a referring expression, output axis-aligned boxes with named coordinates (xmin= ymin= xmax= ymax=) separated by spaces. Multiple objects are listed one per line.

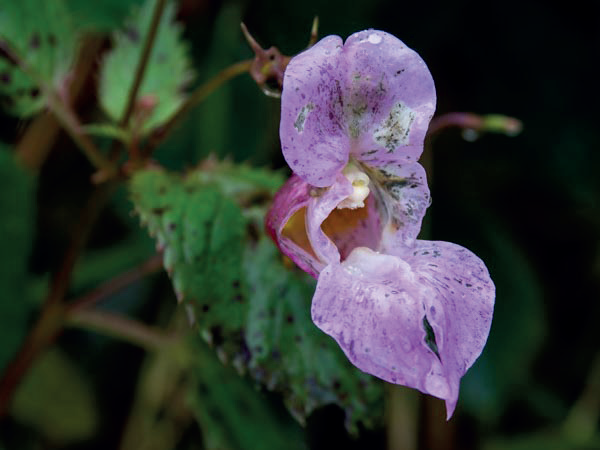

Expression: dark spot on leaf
xmin=202 ymin=304 xmax=210 ymax=312
xmin=30 ymin=88 xmax=40 ymax=98
xmin=30 ymin=33 xmax=41 ymax=49
xmin=233 ymin=294 xmax=243 ymax=303
xmin=232 ymin=280 xmax=240 ymax=289
xmin=167 ymin=222 xmax=176 ymax=231
xmin=47 ymin=34 xmax=57 ymax=47
xmin=286 ymin=314 xmax=294 ymax=324
xmin=124 ymin=27 xmax=140 ymax=42
xmin=210 ymin=326 xmax=223 ymax=347
xmin=151 ymin=207 xmax=169 ymax=215
xmin=332 ymin=380 xmax=341 ymax=390
xmin=271 ymin=350 xmax=281 ymax=360
xmin=0 ymin=72 xmax=10 ymax=84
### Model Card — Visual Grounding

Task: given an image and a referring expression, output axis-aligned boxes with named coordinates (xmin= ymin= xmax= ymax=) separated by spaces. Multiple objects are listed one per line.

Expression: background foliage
xmin=1 ymin=0 xmax=598 ymax=449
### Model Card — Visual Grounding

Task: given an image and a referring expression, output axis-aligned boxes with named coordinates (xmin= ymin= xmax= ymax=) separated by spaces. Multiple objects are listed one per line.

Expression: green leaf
xmin=188 ymin=338 xmax=307 ymax=450
xmin=66 ymin=0 xmax=145 ymax=32
xmin=99 ymin=0 xmax=194 ymax=134
xmin=11 ymin=348 xmax=99 ymax=444
xmin=0 ymin=146 xmax=36 ymax=371
xmin=130 ymin=163 xmax=383 ymax=430
xmin=244 ymin=237 xmax=383 ymax=431
xmin=0 ymin=0 xmax=78 ymax=116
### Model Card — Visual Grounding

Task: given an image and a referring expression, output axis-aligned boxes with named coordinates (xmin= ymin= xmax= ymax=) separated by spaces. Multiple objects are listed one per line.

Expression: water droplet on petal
xmin=368 ymin=33 xmax=382 ymax=44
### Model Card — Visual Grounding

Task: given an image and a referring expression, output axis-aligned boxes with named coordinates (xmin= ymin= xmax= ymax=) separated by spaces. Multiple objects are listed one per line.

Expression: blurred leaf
xmin=120 ymin=338 xmax=196 ymax=450
xmin=66 ymin=0 xmax=144 ymax=31
xmin=130 ymin=163 xmax=383 ymax=430
xmin=0 ymin=0 xmax=78 ymax=116
xmin=188 ymin=337 xmax=306 ymax=450
xmin=82 ymin=122 xmax=131 ymax=143
xmin=99 ymin=0 xmax=194 ymax=134
xmin=0 ymin=146 xmax=36 ymax=371
xmin=70 ymin=232 xmax=155 ymax=294
xmin=461 ymin=222 xmax=546 ymax=423
xmin=11 ymin=348 xmax=99 ymax=444
xmin=193 ymin=3 xmax=238 ymax=160
xmin=244 ymin=237 xmax=383 ymax=431
xmin=484 ymin=432 xmax=600 ymax=450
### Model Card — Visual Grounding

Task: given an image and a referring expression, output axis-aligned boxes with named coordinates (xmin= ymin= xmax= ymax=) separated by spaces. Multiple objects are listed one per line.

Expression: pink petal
xmin=280 ymin=36 xmax=350 ymax=187
xmin=311 ymin=241 xmax=494 ymax=419
xmin=371 ymin=162 xmax=431 ymax=246
xmin=265 ymin=175 xmax=324 ymax=278
xmin=280 ymin=30 xmax=436 ymax=187
xmin=344 ymin=30 xmax=436 ymax=167
xmin=393 ymin=240 xmax=495 ymax=414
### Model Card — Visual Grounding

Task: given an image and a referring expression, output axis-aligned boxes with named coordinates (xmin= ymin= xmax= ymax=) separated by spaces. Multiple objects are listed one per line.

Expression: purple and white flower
xmin=266 ymin=30 xmax=495 ymax=418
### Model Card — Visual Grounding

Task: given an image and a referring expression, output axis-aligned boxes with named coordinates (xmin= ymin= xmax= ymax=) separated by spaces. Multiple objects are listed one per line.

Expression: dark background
xmin=1 ymin=0 xmax=598 ymax=448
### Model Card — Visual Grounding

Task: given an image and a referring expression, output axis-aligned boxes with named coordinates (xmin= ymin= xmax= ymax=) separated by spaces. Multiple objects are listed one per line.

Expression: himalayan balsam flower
xmin=266 ymin=30 xmax=495 ymax=418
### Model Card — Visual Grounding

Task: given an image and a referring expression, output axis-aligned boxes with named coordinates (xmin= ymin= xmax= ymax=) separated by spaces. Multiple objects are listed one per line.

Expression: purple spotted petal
xmin=311 ymin=241 xmax=494 ymax=419
xmin=343 ymin=30 xmax=436 ymax=167
xmin=305 ymin=173 xmax=354 ymax=265
xmin=370 ymin=162 xmax=431 ymax=245
xmin=280 ymin=35 xmax=349 ymax=187
xmin=281 ymin=30 xmax=435 ymax=187
xmin=393 ymin=240 xmax=495 ymax=392
xmin=265 ymin=175 xmax=323 ymax=278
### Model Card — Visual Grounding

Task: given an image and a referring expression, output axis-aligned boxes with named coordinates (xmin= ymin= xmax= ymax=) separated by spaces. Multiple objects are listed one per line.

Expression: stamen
xmin=337 ymin=163 xmax=370 ymax=209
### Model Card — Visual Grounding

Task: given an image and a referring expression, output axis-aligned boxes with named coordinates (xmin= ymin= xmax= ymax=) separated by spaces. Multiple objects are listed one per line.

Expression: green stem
xmin=65 ymin=309 xmax=174 ymax=351
xmin=45 ymin=92 xmax=116 ymax=176
xmin=146 ymin=59 xmax=253 ymax=153
xmin=0 ymin=41 xmax=114 ymax=176
xmin=0 ymin=182 xmax=114 ymax=417
xmin=386 ymin=385 xmax=419 ymax=450
xmin=120 ymin=0 xmax=167 ymax=128
xmin=67 ymin=254 xmax=163 ymax=313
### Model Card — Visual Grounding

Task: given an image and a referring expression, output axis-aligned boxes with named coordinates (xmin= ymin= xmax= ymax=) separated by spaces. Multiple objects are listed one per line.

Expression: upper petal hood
xmin=280 ymin=30 xmax=436 ymax=187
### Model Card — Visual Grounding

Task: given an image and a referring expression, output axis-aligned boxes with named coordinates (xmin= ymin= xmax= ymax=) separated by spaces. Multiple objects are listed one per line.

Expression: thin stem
xmin=120 ymin=0 xmax=167 ymax=127
xmin=0 ymin=182 xmax=115 ymax=417
xmin=65 ymin=309 xmax=174 ymax=352
xmin=45 ymin=92 xmax=116 ymax=176
xmin=427 ymin=112 xmax=523 ymax=138
xmin=386 ymin=385 xmax=419 ymax=450
xmin=16 ymin=37 xmax=105 ymax=172
xmin=0 ymin=41 xmax=114 ymax=176
xmin=67 ymin=254 xmax=163 ymax=313
xmin=308 ymin=16 xmax=319 ymax=47
xmin=146 ymin=59 xmax=252 ymax=154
